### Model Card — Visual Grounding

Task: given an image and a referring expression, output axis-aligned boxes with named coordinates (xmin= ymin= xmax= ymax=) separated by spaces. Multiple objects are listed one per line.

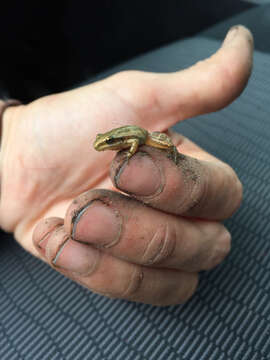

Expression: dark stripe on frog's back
xmin=109 ymin=125 xmax=148 ymax=144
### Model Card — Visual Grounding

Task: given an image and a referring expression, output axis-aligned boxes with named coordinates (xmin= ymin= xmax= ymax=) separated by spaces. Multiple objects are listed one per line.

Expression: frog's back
xmin=113 ymin=125 xmax=148 ymax=142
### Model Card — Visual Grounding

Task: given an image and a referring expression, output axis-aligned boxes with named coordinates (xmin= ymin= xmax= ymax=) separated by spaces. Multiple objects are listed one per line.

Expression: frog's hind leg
xmin=171 ymin=145 xmax=179 ymax=164
xmin=146 ymin=132 xmax=179 ymax=163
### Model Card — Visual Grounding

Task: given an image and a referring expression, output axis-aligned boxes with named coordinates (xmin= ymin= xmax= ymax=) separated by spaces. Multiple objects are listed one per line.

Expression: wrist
xmin=0 ymin=101 xmax=26 ymax=233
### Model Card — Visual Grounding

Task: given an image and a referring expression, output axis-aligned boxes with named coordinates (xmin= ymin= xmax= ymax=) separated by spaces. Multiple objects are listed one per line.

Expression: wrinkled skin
xmin=0 ymin=26 xmax=253 ymax=305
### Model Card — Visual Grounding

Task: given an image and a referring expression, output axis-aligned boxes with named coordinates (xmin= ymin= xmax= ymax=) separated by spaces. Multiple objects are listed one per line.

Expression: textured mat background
xmin=1 ymin=8 xmax=270 ymax=360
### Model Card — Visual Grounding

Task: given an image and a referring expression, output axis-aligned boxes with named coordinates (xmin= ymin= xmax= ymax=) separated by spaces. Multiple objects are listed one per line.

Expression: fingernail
xmin=115 ymin=152 xmax=162 ymax=196
xmin=52 ymin=238 xmax=100 ymax=275
xmin=223 ymin=25 xmax=239 ymax=45
xmin=72 ymin=200 xmax=122 ymax=248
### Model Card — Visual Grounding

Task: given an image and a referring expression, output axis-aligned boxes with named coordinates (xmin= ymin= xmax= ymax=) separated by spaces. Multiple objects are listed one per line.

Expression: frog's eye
xmin=106 ymin=138 xmax=115 ymax=144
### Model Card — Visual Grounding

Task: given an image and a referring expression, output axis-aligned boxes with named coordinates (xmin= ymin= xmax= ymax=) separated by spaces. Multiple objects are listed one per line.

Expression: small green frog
xmin=93 ymin=125 xmax=178 ymax=161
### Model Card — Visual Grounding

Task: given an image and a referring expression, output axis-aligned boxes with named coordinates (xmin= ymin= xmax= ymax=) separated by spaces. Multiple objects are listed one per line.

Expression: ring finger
xmin=33 ymin=217 xmax=198 ymax=306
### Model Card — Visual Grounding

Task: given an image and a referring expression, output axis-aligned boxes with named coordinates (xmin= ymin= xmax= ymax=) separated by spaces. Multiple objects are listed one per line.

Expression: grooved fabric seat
xmin=1 ymin=6 xmax=270 ymax=360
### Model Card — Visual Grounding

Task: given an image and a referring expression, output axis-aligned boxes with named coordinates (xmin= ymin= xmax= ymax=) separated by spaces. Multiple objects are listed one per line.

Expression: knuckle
xmin=196 ymin=59 xmax=233 ymax=94
xmin=160 ymin=274 xmax=199 ymax=306
xmin=85 ymin=257 xmax=144 ymax=300
xmin=142 ymin=223 xmax=177 ymax=266
xmin=214 ymin=56 xmax=251 ymax=105
xmin=185 ymin=175 xmax=207 ymax=215
xmin=122 ymin=267 xmax=145 ymax=298
xmin=75 ymin=250 xmax=103 ymax=279
xmin=111 ymin=70 xmax=142 ymax=82
xmin=217 ymin=62 xmax=236 ymax=91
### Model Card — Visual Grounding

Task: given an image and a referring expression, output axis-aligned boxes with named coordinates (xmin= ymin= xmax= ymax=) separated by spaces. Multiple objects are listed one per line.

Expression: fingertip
xmin=220 ymin=25 xmax=254 ymax=82
xmin=224 ymin=168 xmax=243 ymax=218
xmin=155 ymin=25 xmax=254 ymax=123
xmin=195 ymin=24 xmax=254 ymax=112
xmin=111 ymin=148 xmax=163 ymax=197
xmin=183 ymin=272 xmax=199 ymax=303
xmin=223 ymin=25 xmax=254 ymax=49
xmin=167 ymin=272 xmax=199 ymax=306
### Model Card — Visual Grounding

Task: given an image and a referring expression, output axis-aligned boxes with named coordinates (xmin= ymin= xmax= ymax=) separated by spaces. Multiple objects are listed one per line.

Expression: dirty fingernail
xmin=72 ymin=200 xmax=122 ymax=248
xmin=115 ymin=153 xmax=162 ymax=196
xmin=223 ymin=26 xmax=239 ymax=46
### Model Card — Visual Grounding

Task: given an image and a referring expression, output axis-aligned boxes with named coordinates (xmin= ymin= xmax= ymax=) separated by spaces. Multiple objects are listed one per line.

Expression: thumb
xmin=107 ymin=25 xmax=253 ymax=130
xmin=160 ymin=25 xmax=253 ymax=123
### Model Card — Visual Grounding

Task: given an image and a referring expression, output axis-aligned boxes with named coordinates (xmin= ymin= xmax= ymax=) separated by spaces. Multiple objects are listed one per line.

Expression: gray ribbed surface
xmin=244 ymin=1 xmax=270 ymax=4
xmin=1 ymin=15 xmax=270 ymax=360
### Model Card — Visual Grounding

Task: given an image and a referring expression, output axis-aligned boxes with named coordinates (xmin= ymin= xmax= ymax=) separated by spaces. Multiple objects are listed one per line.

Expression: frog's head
xmin=93 ymin=132 xmax=123 ymax=151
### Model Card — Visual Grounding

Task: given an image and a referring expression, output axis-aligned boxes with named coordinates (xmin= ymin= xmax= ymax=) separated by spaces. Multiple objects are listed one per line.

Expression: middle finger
xmin=66 ymin=189 xmax=231 ymax=272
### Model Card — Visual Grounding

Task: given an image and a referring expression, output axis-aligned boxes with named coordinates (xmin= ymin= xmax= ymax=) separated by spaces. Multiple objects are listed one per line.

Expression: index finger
xmin=110 ymin=131 xmax=242 ymax=220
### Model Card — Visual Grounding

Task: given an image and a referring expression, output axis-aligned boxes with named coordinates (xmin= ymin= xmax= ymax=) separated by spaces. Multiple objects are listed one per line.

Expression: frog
xmin=93 ymin=125 xmax=178 ymax=162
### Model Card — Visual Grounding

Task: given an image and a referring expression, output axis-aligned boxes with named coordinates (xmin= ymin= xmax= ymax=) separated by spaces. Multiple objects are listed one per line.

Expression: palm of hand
xmin=0 ymin=72 xmax=179 ymax=251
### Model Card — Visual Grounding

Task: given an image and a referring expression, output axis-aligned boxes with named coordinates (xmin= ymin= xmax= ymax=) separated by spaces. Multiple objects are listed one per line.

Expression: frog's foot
xmin=125 ymin=151 xmax=132 ymax=163
xmin=171 ymin=146 xmax=179 ymax=164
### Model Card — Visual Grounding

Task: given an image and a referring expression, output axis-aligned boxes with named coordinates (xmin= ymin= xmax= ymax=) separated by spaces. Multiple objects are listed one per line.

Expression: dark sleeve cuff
xmin=0 ymin=99 xmax=21 ymax=117
xmin=0 ymin=99 xmax=21 ymax=143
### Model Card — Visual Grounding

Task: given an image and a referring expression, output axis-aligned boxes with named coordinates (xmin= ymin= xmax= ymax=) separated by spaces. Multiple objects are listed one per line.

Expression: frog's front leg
xmin=126 ymin=138 xmax=140 ymax=159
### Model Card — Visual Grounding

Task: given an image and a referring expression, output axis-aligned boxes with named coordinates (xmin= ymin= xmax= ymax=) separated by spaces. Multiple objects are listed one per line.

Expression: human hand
xmin=0 ymin=26 xmax=253 ymax=305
